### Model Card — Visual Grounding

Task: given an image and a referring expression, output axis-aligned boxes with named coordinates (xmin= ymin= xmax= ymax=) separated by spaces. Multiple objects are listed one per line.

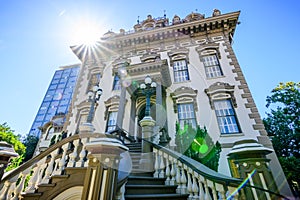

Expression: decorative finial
xmin=195 ymin=9 xmax=198 ymax=12
xmin=164 ymin=10 xmax=166 ymax=18
xmin=137 ymin=16 xmax=140 ymax=24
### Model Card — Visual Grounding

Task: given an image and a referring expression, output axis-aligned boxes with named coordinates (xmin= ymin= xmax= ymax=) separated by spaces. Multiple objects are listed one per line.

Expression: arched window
xmin=196 ymin=45 xmax=223 ymax=78
xmin=205 ymin=82 xmax=240 ymax=134
xmin=171 ymin=86 xmax=198 ymax=129
xmin=168 ymin=48 xmax=190 ymax=83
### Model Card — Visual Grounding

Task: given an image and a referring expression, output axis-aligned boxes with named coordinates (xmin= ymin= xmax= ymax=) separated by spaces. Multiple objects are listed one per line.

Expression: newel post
xmin=227 ymin=139 xmax=279 ymax=199
xmin=81 ymin=136 xmax=128 ymax=200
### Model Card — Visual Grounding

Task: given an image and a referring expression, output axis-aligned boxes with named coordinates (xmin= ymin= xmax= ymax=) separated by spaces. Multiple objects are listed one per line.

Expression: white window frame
xmin=112 ymin=75 xmax=121 ymax=90
xmin=202 ymin=54 xmax=223 ymax=78
xmin=106 ymin=111 xmax=117 ymax=132
xmin=173 ymin=60 xmax=190 ymax=83
xmin=177 ymin=103 xmax=197 ymax=129
xmin=214 ymin=99 xmax=240 ymax=134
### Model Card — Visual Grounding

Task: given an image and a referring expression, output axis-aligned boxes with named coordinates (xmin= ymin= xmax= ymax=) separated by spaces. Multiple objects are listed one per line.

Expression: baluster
xmin=215 ymin=183 xmax=226 ymax=200
xmin=76 ymin=138 xmax=87 ymax=167
xmin=180 ymin=164 xmax=187 ymax=194
xmin=170 ymin=157 xmax=176 ymax=185
xmin=153 ymin=149 xmax=159 ymax=178
xmin=158 ymin=151 xmax=165 ymax=178
xmin=37 ymin=158 xmax=48 ymax=185
xmin=192 ymin=172 xmax=199 ymax=200
xmin=207 ymin=180 xmax=218 ymax=200
xmin=0 ymin=180 xmax=12 ymax=200
xmin=187 ymin=168 xmax=193 ymax=199
xmin=67 ymin=139 xmax=80 ymax=167
xmin=203 ymin=178 xmax=212 ymax=200
xmin=41 ymin=150 xmax=57 ymax=184
xmin=12 ymin=168 xmax=31 ymax=200
xmin=54 ymin=143 xmax=69 ymax=175
xmin=165 ymin=155 xmax=170 ymax=185
xmin=25 ymin=164 xmax=39 ymax=193
xmin=175 ymin=160 xmax=182 ymax=193
xmin=7 ymin=180 xmax=16 ymax=200
xmin=198 ymin=175 xmax=204 ymax=200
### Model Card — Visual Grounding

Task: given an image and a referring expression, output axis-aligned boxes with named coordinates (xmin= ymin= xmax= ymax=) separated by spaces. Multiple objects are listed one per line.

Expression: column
xmin=129 ymin=96 xmax=136 ymax=137
xmin=116 ymin=85 xmax=126 ymax=129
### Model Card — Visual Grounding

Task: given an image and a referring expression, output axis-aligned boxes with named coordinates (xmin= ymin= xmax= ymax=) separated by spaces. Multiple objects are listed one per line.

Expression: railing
xmin=108 ymin=126 xmax=136 ymax=144
xmin=0 ymin=133 xmax=128 ymax=200
xmin=147 ymin=140 xmax=289 ymax=200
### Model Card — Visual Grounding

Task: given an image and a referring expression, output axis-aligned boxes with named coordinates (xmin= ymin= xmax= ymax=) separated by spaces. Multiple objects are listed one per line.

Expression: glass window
xmin=202 ymin=55 xmax=223 ymax=78
xmin=87 ymin=73 xmax=101 ymax=92
xmin=46 ymin=127 xmax=54 ymax=140
xmin=173 ymin=60 xmax=190 ymax=82
xmin=177 ymin=103 xmax=196 ymax=129
xmin=112 ymin=75 xmax=121 ymax=90
xmin=214 ymin=100 xmax=240 ymax=134
xmin=49 ymin=84 xmax=57 ymax=90
xmin=106 ymin=111 xmax=117 ymax=132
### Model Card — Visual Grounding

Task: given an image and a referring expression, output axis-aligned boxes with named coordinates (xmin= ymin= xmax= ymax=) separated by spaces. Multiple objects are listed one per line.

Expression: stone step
xmin=127 ymin=176 xmax=166 ymax=185
xmin=125 ymin=185 xmax=178 ymax=195
xmin=125 ymin=193 xmax=189 ymax=200
xmin=36 ymin=183 xmax=56 ymax=193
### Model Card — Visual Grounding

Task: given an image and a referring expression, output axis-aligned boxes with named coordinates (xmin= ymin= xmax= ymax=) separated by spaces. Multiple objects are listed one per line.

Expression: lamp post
xmin=139 ymin=75 xmax=157 ymax=119
xmin=79 ymin=85 xmax=102 ymax=133
xmin=86 ymin=85 xmax=103 ymax=123
xmin=139 ymin=75 xmax=156 ymax=171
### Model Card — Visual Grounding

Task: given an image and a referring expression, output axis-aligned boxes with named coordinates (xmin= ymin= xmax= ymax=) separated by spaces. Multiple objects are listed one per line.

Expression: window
xmin=46 ymin=126 xmax=54 ymax=140
xmin=87 ymin=73 xmax=101 ymax=92
xmin=106 ymin=111 xmax=117 ymax=132
xmin=177 ymin=103 xmax=196 ymax=129
xmin=173 ymin=60 xmax=190 ymax=82
xmin=202 ymin=55 xmax=223 ymax=78
xmin=112 ymin=75 xmax=121 ymax=90
xmin=214 ymin=100 xmax=240 ymax=134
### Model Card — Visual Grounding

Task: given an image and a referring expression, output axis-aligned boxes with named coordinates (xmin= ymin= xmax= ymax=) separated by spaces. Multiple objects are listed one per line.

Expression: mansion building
xmin=0 ymin=9 xmax=294 ymax=200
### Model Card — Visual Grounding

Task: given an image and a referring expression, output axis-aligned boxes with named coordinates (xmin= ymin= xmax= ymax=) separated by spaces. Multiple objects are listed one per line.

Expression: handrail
xmin=108 ymin=126 xmax=136 ymax=143
xmin=1 ymin=132 xmax=123 ymax=184
xmin=146 ymin=139 xmax=290 ymax=200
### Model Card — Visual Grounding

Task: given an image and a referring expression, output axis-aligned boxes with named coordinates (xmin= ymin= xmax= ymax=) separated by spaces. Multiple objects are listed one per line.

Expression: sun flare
xmin=72 ymin=20 xmax=104 ymax=46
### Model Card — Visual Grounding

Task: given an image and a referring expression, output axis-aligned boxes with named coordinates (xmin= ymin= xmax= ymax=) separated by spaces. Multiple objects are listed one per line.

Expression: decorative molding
xmin=196 ymin=42 xmax=221 ymax=59
xmin=204 ymin=82 xmax=236 ymax=109
xmin=170 ymin=86 xmax=198 ymax=113
xmin=104 ymin=95 xmax=120 ymax=120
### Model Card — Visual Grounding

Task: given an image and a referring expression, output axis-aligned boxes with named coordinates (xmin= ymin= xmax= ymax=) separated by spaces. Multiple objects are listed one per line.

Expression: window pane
xmin=214 ymin=100 xmax=240 ymax=134
xmin=173 ymin=60 xmax=190 ymax=82
xmin=202 ymin=55 xmax=223 ymax=78
xmin=106 ymin=111 xmax=117 ymax=131
xmin=177 ymin=103 xmax=196 ymax=129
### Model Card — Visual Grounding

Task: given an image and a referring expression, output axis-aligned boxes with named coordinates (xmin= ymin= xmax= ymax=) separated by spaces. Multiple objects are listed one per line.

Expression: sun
xmin=72 ymin=19 xmax=104 ymax=45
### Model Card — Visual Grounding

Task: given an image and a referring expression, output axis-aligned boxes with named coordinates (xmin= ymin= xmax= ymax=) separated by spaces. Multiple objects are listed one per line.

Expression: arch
xmin=52 ymin=186 xmax=83 ymax=200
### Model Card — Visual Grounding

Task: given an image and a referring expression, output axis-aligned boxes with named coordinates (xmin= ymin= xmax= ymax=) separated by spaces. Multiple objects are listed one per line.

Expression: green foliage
xmin=263 ymin=82 xmax=300 ymax=194
xmin=22 ymin=134 xmax=38 ymax=162
xmin=175 ymin=122 xmax=222 ymax=171
xmin=0 ymin=123 xmax=26 ymax=155
xmin=0 ymin=122 xmax=26 ymax=171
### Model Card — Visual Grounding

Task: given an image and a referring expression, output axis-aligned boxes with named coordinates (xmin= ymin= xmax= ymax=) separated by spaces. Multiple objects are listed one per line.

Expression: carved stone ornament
xmin=204 ymin=82 xmax=236 ymax=109
xmin=104 ymin=95 xmax=121 ymax=120
xmin=170 ymin=86 xmax=198 ymax=113
xmin=196 ymin=42 xmax=221 ymax=59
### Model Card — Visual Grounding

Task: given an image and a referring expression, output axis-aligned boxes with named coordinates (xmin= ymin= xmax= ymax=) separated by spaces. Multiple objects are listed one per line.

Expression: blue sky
xmin=0 ymin=0 xmax=299 ymax=136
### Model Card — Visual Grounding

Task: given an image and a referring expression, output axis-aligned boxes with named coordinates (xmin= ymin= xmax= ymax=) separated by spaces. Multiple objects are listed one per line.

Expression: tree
xmin=22 ymin=134 xmax=38 ymax=162
xmin=0 ymin=122 xmax=26 ymax=171
xmin=263 ymin=82 xmax=300 ymax=196
xmin=175 ymin=123 xmax=222 ymax=171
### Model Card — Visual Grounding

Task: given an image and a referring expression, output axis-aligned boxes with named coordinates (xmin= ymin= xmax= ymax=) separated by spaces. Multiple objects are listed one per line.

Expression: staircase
xmin=124 ymin=142 xmax=189 ymax=200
